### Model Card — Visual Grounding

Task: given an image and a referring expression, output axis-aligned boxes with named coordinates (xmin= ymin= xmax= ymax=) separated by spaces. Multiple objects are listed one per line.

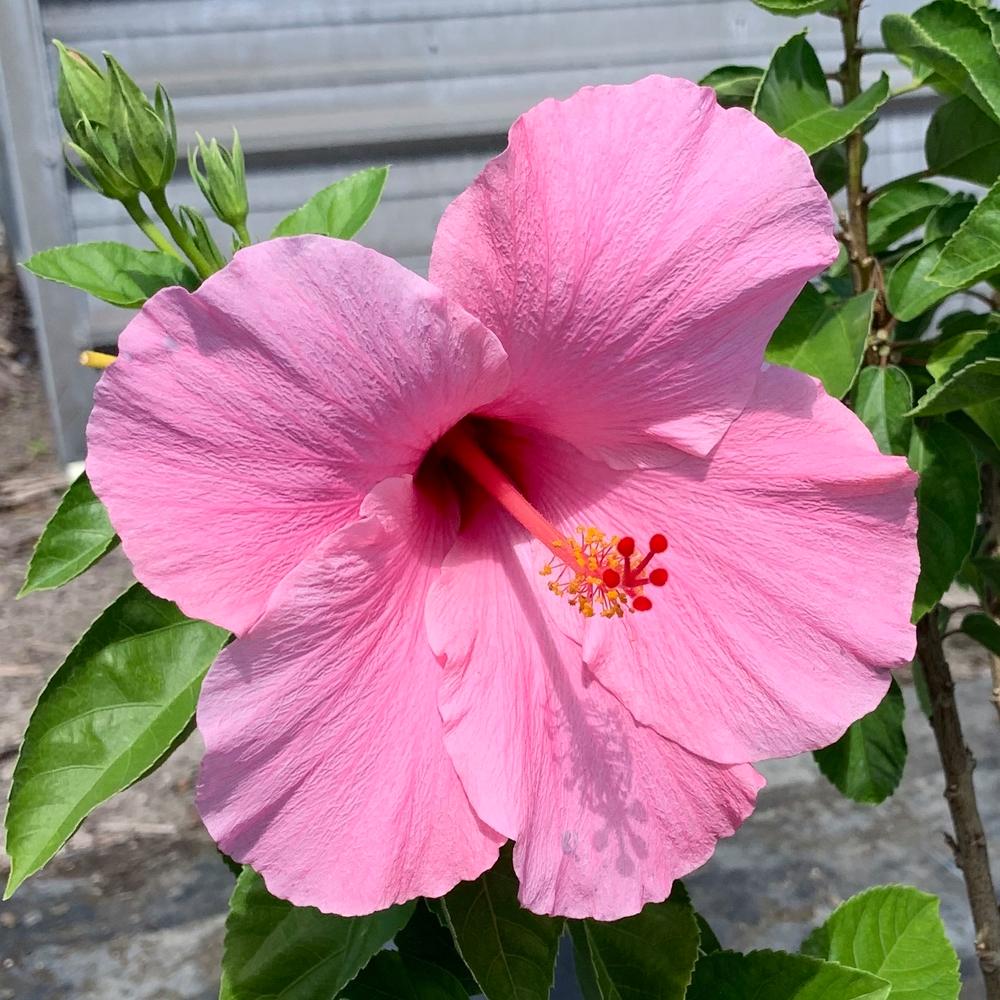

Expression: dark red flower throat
xmin=422 ymin=419 xmax=670 ymax=619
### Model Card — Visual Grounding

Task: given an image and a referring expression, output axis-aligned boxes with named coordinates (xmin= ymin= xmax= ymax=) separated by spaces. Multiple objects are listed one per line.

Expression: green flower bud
xmin=54 ymin=41 xmax=108 ymax=135
xmin=176 ymin=205 xmax=227 ymax=271
xmin=54 ymin=42 xmax=176 ymax=201
xmin=105 ymin=55 xmax=177 ymax=195
xmin=189 ymin=130 xmax=249 ymax=235
xmin=54 ymin=42 xmax=138 ymax=201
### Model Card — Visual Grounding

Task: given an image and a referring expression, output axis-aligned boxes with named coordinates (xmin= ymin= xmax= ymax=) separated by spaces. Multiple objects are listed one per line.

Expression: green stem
xmin=235 ymin=221 xmax=252 ymax=248
xmin=122 ymin=198 xmax=184 ymax=261
xmin=147 ymin=189 xmax=217 ymax=280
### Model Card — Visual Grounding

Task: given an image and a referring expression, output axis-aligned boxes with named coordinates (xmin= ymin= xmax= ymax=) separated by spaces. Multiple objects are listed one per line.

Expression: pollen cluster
xmin=541 ymin=527 xmax=669 ymax=618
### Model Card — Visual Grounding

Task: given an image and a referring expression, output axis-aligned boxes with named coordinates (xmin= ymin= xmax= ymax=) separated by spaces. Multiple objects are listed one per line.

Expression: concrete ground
xmin=0 ymin=261 xmax=997 ymax=998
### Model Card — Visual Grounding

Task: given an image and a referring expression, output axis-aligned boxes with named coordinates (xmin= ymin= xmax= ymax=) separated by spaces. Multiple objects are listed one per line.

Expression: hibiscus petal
xmin=87 ymin=236 xmax=509 ymax=633
xmin=516 ymin=365 xmax=918 ymax=764
xmin=430 ymin=75 xmax=836 ymax=466
xmin=197 ymin=476 xmax=502 ymax=915
xmin=426 ymin=508 xmax=762 ymax=920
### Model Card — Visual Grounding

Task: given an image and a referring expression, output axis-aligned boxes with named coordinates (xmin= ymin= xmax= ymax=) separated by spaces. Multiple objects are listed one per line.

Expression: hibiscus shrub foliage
xmin=5 ymin=0 xmax=1000 ymax=997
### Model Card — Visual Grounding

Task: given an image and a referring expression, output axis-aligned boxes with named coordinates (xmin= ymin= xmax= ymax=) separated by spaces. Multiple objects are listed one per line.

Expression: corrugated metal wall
xmin=4 ymin=0 xmax=929 ymax=461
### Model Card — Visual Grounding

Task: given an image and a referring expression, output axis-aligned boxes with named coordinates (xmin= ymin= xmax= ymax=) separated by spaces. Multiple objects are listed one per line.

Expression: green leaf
xmin=908 ymin=422 xmax=980 ymax=620
xmin=813 ymin=679 xmax=906 ymax=804
xmin=913 ymin=356 xmax=1000 ymax=415
xmin=342 ymin=951 xmax=469 ymax=999
xmin=687 ymin=950 xmax=890 ymax=1000
xmin=439 ymin=844 xmax=563 ymax=1000
xmin=956 ymin=546 xmax=990 ymax=601
xmin=949 ymin=408 xmax=1000 ymax=460
xmin=801 ymin=885 xmax=960 ymax=999
xmin=699 ymin=66 xmax=763 ymax=109
xmin=925 ymin=95 xmax=1000 ymax=185
xmin=219 ymin=867 xmax=413 ymax=1000
xmin=753 ymin=34 xmax=890 ymax=155
xmin=270 ymin=166 xmax=388 ymax=239
xmin=670 ymin=882 xmax=723 ymax=956
xmin=23 ymin=241 xmax=197 ymax=308
xmin=766 ymin=286 xmax=874 ymax=398
xmin=910 ymin=335 xmax=1000 ymax=415
xmin=961 ymin=612 xmax=1000 ymax=655
xmin=18 ymin=472 xmax=118 ymax=596
xmin=811 ymin=145 xmax=848 ymax=196
xmin=972 ymin=556 xmax=1000 ymax=592
xmin=811 ymin=129 xmax=871 ymax=198
xmin=854 ymin=366 xmax=913 ymax=455
xmin=941 ymin=309 xmax=994 ymax=338
xmin=926 ymin=329 xmax=993 ymax=379
xmin=568 ymin=896 xmax=700 ymax=1000
xmin=868 ymin=182 xmax=950 ymax=254
xmin=924 ymin=192 xmax=977 ymax=242
xmin=752 ymin=0 xmax=844 ymax=15
xmin=927 ymin=332 xmax=1000 ymax=445
xmin=967 ymin=400 xmax=1000 ymax=452
xmin=694 ymin=916 xmax=722 ymax=955
xmin=886 ymin=239 xmax=952 ymax=321
xmin=882 ymin=1 xmax=1000 ymax=123
xmin=394 ymin=900 xmax=478 ymax=995
xmin=572 ymin=922 xmax=605 ymax=1000
xmin=927 ymin=175 xmax=1000 ymax=291
xmin=3 ymin=585 xmax=227 ymax=897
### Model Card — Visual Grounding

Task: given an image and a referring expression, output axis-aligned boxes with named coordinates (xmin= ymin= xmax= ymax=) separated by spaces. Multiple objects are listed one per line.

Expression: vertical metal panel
xmin=7 ymin=0 xmax=934 ymax=462
xmin=0 ymin=0 xmax=96 ymax=463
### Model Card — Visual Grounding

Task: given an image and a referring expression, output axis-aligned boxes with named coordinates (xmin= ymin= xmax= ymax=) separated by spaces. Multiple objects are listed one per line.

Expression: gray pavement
xmin=1 ymin=377 xmax=997 ymax=999
xmin=1 ymin=665 xmax=996 ymax=998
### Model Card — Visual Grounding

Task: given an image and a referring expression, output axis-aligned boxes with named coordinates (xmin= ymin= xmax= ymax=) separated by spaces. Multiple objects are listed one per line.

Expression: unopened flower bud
xmin=54 ymin=41 xmax=140 ymax=202
xmin=189 ymin=130 xmax=249 ymax=237
xmin=104 ymin=54 xmax=177 ymax=195
xmin=55 ymin=42 xmax=176 ymax=201
xmin=54 ymin=41 xmax=107 ymax=135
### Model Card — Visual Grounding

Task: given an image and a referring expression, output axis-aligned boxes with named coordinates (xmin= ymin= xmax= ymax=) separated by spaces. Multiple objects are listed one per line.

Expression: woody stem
xmin=917 ymin=613 xmax=1000 ymax=997
xmin=839 ymin=0 xmax=874 ymax=297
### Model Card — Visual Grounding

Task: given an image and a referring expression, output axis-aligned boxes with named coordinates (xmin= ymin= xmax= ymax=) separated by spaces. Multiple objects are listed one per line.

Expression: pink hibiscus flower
xmin=86 ymin=76 xmax=918 ymax=920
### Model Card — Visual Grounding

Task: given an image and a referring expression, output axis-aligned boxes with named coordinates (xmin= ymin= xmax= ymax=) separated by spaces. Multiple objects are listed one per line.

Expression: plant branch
xmin=917 ymin=613 xmax=1000 ymax=997
xmin=121 ymin=197 xmax=184 ymax=260
xmin=982 ymin=464 xmax=1000 ymax=726
xmin=147 ymin=190 xmax=216 ymax=280
xmin=839 ymin=1 xmax=877 ymax=300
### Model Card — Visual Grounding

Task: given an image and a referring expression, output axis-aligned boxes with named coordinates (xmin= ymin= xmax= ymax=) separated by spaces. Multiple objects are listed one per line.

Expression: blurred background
xmin=0 ymin=1 xmax=996 ymax=998
xmin=2 ymin=0 xmax=938 ymax=465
